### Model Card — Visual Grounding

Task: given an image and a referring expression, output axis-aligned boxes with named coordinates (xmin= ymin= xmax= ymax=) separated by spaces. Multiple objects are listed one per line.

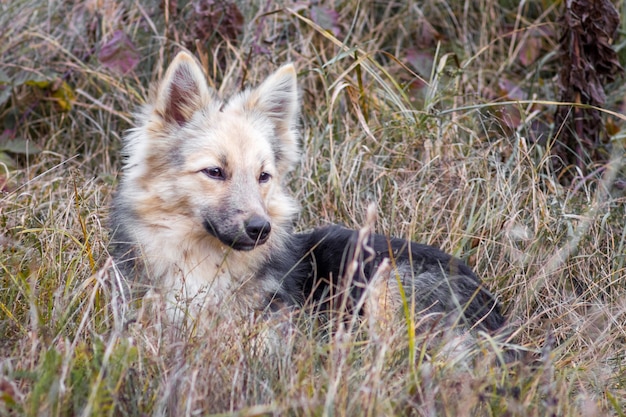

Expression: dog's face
xmin=123 ymin=52 xmax=300 ymax=250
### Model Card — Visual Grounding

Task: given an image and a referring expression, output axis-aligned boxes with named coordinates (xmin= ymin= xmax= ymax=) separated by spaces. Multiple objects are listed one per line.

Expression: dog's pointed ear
xmin=155 ymin=52 xmax=211 ymax=126
xmin=244 ymin=64 xmax=300 ymax=172
xmin=245 ymin=64 xmax=299 ymax=135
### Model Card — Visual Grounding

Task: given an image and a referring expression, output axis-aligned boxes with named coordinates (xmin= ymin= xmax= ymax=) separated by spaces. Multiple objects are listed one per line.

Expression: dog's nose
xmin=245 ymin=216 xmax=271 ymax=243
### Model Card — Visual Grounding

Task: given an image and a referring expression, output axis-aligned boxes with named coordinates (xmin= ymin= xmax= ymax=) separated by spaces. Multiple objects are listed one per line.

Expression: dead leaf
xmin=98 ymin=30 xmax=139 ymax=75
xmin=497 ymin=105 xmax=522 ymax=130
xmin=518 ymin=35 xmax=542 ymax=67
xmin=193 ymin=0 xmax=244 ymax=46
xmin=553 ymin=0 xmax=624 ymax=182
xmin=51 ymin=81 xmax=75 ymax=112
xmin=406 ymin=48 xmax=434 ymax=79
xmin=311 ymin=5 xmax=341 ymax=37
xmin=498 ymin=78 xmax=526 ymax=101
xmin=0 ymin=152 xmax=16 ymax=171
xmin=0 ymin=137 xmax=42 ymax=155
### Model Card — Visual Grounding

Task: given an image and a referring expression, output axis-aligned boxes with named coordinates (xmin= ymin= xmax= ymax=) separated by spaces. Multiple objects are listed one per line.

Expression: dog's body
xmin=110 ymin=52 xmax=505 ymax=332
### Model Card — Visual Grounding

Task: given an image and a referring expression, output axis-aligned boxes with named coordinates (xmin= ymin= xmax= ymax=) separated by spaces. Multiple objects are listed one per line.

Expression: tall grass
xmin=1 ymin=0 xmax=625 ymax=415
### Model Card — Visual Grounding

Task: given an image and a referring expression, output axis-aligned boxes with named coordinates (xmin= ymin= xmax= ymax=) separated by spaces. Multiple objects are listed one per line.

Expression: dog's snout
xmin=245 ymin=216 xmax=271 ymax=243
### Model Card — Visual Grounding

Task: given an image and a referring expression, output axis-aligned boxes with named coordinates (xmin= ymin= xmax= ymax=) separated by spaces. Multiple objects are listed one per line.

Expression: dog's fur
xmin=110 ymin=51 xmax=505 ymax=332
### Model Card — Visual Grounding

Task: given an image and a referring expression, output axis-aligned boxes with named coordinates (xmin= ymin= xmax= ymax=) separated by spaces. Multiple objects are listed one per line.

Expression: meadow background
xmin=1 ymin=0 xmax=625 ymax=415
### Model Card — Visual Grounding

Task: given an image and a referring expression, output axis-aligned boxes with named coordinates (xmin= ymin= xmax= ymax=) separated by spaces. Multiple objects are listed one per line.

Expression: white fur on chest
xmin=135 ymin=223 xmax=279 ymax=322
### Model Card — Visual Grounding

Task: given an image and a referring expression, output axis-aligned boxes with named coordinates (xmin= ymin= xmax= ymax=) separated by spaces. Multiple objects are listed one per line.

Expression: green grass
xmin=1 ymin=0 xmax=626 ymax=415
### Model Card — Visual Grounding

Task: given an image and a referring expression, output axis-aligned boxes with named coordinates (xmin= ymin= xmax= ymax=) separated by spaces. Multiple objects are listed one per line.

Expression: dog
xmin=109 ymin=51 xmax=505 ymax=334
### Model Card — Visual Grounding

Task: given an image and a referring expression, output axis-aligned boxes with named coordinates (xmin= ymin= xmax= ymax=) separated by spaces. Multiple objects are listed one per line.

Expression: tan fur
xmin=111 ymin=52 xmax=300 ymax=324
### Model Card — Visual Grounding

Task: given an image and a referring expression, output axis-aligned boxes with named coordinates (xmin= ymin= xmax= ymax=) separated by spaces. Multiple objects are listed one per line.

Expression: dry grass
xmin=1 ymin=0 xmax=625 ymax=416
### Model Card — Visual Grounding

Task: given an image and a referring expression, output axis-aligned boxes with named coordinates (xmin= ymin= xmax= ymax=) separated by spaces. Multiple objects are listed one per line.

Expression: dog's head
xmin=122 ymin=52 xmax=300 ymax=251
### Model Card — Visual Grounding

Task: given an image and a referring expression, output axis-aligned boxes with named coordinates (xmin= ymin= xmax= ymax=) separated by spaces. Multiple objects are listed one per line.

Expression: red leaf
xmin=498 ymin=78 xmax=526 ymax=101
xmin=98 ymin=30 xmax=139 ymax=75
xmin=406 ymin=48 xmax=434 ymax=79
xmin=518 ymin=35 xmax=542 ymax=67
xmin=498 ymin=105 xmax=522 ymax=130
xmin=193 ymin=0 xmax=243 ymax=45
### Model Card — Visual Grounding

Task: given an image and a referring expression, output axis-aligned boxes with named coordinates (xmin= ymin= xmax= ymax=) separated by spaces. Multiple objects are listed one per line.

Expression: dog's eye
xmin=259 ymin=172 xmax=272 ymax=183
xmin=202 ymin=167 xmax=225 ymax=180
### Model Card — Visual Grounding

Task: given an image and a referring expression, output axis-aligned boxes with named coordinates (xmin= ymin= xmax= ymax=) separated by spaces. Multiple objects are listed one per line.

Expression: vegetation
xmin=1 ymin=0 xmax=625 ymax=415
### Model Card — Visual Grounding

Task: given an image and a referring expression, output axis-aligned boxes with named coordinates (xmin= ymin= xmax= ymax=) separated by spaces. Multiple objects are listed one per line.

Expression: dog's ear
xmin=244 ymin=64 xmax=300 ymax=172
xmin=245 ymin=64 xmax=298 ymax=133
xmin=155 ymin=52 xmax=211 ymax=126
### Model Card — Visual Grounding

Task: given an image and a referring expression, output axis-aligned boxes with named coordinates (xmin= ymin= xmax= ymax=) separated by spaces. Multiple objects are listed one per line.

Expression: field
xmin=1 ymin=0 xmax=625 ymax=415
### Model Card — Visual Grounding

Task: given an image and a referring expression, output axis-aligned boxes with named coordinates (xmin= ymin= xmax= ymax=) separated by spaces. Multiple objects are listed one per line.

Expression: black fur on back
xmin=266 ymin=225 xmax=505 ymax=333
